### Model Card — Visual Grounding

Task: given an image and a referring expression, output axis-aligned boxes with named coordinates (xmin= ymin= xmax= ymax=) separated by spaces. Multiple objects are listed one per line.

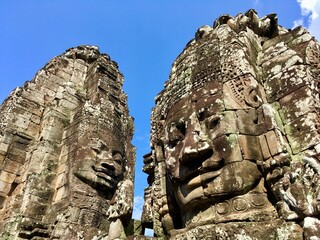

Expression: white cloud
xmin=295 ymin=0 xmax=320 ymax=40
xmin=308 ymin=15 xmax=320 ymax=40
xmin=293 ymin=18 xmax=304 ymax=28
xmin=297 ymin=0 xmax=320 ymax=19
xmin=132 ymin=195 xmax=144 ymax=220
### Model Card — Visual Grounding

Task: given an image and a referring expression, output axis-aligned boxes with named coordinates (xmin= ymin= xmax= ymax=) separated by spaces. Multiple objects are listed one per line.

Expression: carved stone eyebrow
xmin=112 ymin=150 xmax=123 ymax=157
xmin=197 ymin=108 xmax=208 ymax=121
xmin=197 ymin=107 xmax=218 ymax=121
xmin=205 ymin=115 xmax=221 ymax=129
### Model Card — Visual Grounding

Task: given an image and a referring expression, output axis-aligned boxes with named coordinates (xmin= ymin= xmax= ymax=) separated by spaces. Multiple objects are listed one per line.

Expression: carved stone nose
xmin=181 ymin=132 xmax=212 ymax=163
xmin=197 ymin=142 xmax=213 ymax=159
xmin=181 ymin=132 xmax=199 ymax=161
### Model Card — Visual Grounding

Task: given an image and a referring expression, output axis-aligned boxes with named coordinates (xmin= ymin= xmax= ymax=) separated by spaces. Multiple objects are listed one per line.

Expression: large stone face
xmin=143 ymin=10 xmax=320 ymax=239
xmin=0 ymin=46 xmax=135 ymax=239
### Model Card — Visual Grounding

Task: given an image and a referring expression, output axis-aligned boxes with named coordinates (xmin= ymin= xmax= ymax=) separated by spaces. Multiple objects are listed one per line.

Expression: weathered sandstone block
xmin=143 ymin=10 xmax=320 ymax=239
xmin=0 ymin=46 xmax=135 ymax=239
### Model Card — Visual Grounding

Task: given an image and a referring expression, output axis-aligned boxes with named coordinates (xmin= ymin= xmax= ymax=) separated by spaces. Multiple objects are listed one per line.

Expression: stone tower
xmin=0 ymin=46 xmax=135 ymax=239
xmin=143 ymin=10 xmax=320 ymax=239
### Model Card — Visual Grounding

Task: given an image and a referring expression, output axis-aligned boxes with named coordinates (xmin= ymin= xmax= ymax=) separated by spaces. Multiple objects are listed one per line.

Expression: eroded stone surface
xmin=142 ymin=9 xmax=320 ymax=239
xmin=0 ymin=46 xmax=135 ymax=239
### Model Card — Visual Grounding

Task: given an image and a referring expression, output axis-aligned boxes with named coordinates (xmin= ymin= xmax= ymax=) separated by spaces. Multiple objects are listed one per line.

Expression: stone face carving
xmin=72 ymin=121 xmax=126 ymax=196
xmin=163 ymin=83 xmax=264 ymax=213
xmin=0 ymin=46 xmax=135 ymax=239
xmin=0 ymin=10 xmax=319 ymax=240
xmin=143 ymin=10 xmax=320 ymax=239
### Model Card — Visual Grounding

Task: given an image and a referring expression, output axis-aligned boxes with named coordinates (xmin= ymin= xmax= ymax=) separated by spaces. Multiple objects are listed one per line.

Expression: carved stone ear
xmin=244 ymin=87 xmax=263 ymax=108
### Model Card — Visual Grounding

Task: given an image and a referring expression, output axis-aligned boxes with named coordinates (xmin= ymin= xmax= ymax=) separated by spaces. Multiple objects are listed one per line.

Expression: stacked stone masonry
xmin=143 ymin=9 xmax=320 ymax=239
xmin=0 ymin=46 xmax=135 ymax=239
xmin=0 ymin=9 xmax=320 ymax=240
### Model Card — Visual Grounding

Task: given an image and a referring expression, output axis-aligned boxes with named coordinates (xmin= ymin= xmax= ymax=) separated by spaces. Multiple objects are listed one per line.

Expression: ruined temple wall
xmin=258 ymin=27 xmax=320 ymax=231
xmin=147 ymin=13 xmax=277 ymax=237
xmin=144 ymin=10 xmax=320 ymax=239
xmin=0 ymin=46 xmax=135 ymax=239
xmin=259 ymin=26 xmax=320 ymax=154
xmin=0 ymin=47 xmax=93 ymax=238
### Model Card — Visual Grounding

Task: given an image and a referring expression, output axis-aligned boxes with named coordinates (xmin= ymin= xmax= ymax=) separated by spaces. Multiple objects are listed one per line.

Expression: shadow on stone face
xmin=0 ymin=46 xmax=135 ymax=239
xmin=142 ymin=9 xmax=320 ymax=239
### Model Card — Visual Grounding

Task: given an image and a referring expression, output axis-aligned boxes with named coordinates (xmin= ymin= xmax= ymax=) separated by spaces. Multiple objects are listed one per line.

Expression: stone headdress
xmin=144 ymin=10 xmax=320 ymax=238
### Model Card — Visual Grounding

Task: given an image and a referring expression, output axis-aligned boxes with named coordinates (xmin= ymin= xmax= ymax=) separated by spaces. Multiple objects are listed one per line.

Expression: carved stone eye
xmin=112 ymin=152 xmax=123 ymax=164
xmin=176 ymin=122 xmax=186 ymax=136
xmin=168 ymin=122 xmax=185 ymax=148
xmin=207 ymin=116 xmax=220 ymax=130
xmin=244 ymin=87 xmax=262 ymax=107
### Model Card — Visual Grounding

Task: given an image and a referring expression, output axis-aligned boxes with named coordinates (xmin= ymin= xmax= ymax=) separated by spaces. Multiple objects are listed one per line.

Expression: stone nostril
xmin=198 ymin=141 xmax=210 ymax=150
xmin=199 ymin=148 xmax=213 ymax=160
xmin=101 ymin=162 xmax=115 ymax=171
xmin=181 ymin=145 xmax=214 ymax=163
xmin=181 ymin=146 xmax=198 ymax=163
xmin=198 ymin=141 xmax=213 ymax=154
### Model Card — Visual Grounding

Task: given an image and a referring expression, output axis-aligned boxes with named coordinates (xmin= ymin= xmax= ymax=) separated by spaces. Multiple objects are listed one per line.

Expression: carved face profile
xmin=74 ymin=136 xmax=125 ymax=194
xmin=164 ymin=81 xmax=261 ymax=210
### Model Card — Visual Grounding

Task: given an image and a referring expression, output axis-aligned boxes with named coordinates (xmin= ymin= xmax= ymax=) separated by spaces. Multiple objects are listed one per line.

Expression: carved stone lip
xmin=96 ymin=172 xmax=114 ymax=182
xmin=93 ymin=165 xmax=115 ymax=176
xmin=75 ymin=169 xmax=115 ymax=190
xmin=200 ymin=169 xmax=223 ymax=184
xmin=92 ymin=165 xmax=116 ymax=184
xmin=95 ymin=172 xmax=117 ymax=189
xmin=177 ymin=155 xmax=223 ymax=187
xmin=183 ymin=168 xmax=223 ymax=190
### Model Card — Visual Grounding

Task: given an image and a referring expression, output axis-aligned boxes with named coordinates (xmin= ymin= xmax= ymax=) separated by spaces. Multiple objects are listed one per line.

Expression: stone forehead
xmin=152 ymin=10 xmax=282 ymax=121
xmin=150 ymin=10 xmax=318 ymax=147
xmin=165 ymin=81 xmax=224 ymax=122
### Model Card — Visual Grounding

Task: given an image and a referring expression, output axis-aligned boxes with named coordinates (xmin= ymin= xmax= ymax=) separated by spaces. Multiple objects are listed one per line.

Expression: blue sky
xmin=1 ymin=1 xmax=319 ymax=220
